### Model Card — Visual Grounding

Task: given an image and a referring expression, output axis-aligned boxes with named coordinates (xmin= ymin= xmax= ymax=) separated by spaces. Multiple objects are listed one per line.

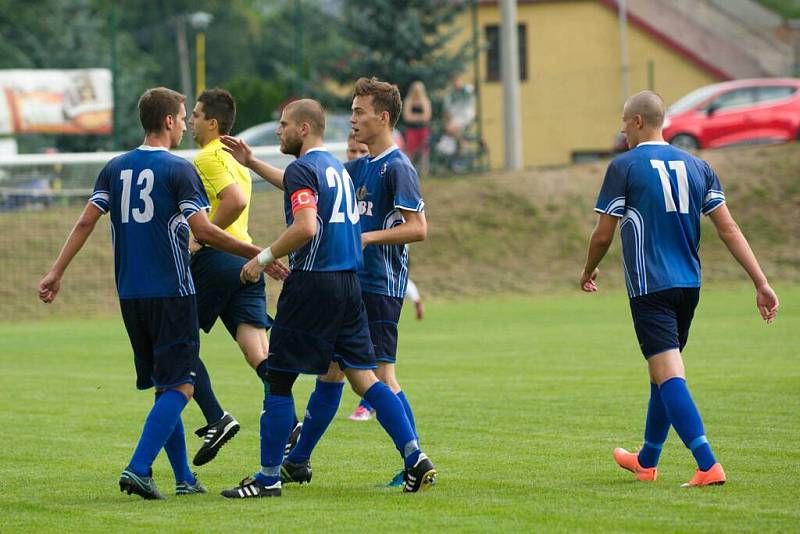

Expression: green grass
xmin=1 ymin=287 xmax=798 ymax=532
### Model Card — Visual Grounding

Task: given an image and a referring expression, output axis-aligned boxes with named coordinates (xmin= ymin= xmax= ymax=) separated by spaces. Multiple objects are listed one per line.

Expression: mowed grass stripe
xmin=1 ymin=286 xmax=797 ymax=532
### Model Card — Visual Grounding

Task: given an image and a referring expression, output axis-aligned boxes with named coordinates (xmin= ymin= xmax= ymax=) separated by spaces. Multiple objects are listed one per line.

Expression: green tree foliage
xmin=327 ymin=0 xmax=472 ymax=110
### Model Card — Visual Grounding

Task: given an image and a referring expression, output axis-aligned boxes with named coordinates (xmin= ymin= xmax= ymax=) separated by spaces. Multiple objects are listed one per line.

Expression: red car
xmin=662 ymin=78 xmax=800 ymax=151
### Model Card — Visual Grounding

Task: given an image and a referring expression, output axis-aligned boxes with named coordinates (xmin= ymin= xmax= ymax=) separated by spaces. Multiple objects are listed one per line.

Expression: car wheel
xmin=670 ymin=134 xmax=699 ymax=151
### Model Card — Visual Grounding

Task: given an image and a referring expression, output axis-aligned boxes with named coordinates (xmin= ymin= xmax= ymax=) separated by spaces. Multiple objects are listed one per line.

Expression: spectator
xmin=440 ymin=75 xmax=476 ymax=157
xmin=402 ymin=81 xmax=432 ymax=176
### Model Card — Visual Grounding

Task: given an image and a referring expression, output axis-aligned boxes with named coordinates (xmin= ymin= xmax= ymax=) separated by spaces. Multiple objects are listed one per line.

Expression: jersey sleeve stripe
xmin=90 ymin=191 xmax=111 ymax=213
xmin=594 ymin=196 xmax=625 ymax=217
xmin=394 ymin=199 xmax=425 ymax=212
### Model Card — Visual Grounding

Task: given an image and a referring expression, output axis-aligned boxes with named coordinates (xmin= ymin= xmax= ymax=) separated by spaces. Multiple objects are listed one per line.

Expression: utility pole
xmin=175 ymin=17 xmax=192 ymax=102
xmin=618 ymin=0 xmax=630 ymax=104
xmin=500 ymin=0 xmax=523 ymax=170
xmin=110 ymin=2 xmax=119 ymax=150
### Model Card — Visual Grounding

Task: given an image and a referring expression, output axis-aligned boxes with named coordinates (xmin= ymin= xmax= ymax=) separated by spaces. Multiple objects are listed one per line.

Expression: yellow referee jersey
xmin=193 ymin=138 xmax=253 ymax=244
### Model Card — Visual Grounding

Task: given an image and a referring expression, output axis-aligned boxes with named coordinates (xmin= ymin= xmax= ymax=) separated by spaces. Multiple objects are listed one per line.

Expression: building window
xmin=485 ymin=24 xmax=527 ymax=82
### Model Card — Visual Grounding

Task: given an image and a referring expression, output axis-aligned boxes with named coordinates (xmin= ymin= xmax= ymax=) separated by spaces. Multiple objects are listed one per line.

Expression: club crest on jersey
xmin=356 ymin=185 xmax=369 ymax=201
xmin=380 ymin=162 xmax=388 ymax=176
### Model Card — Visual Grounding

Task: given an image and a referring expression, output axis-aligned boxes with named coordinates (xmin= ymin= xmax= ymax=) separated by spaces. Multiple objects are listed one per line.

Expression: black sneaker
xmin=193 ymin=413 xmax=240 ymax=466
xmin=403 ymin=453 xmax=437 ymax=493
xmin=220 ymin=476 xmax=281 ymax=499
xmin=119 ymin=469 xmax=165 ymax=500
xmin=175 ymin=473 xmax=207 ymax=495
xmin=280 ymin=458 xmax=312 ymax=484
xmin=284 ymin=422 xmax=303 ymax=458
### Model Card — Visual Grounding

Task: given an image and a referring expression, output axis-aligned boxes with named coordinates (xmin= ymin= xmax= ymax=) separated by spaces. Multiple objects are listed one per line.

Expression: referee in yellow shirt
xmin=187 ymin=88 xmax=290 ymax=466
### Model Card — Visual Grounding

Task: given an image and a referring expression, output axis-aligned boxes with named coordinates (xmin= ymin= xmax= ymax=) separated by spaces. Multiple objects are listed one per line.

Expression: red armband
xmin=291 ymin=188 xmax=317 ymax=214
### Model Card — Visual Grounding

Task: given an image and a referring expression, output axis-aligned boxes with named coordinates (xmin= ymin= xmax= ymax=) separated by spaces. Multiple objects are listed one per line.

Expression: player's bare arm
xmin=210 ymin=182 xmax=247 ymax=229
xmin=219 ymin=135 xmax=285 ymax=190
xmin=708 ymin=203 xmax=779 ymax=322
xmin=38 ymin=202 xmax=104 ymax=304
xmin=241 ymin=206 xmax=317 ymax=283
xmin=361 ymin=209 xmax=427 ymax=248
xmin=580 ymin=213 xmax=619 ymax=292
xmin=188 ymin=209 xmax=262 ymax=261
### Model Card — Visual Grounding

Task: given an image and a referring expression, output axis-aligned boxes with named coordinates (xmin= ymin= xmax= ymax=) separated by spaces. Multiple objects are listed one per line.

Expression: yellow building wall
xmin=470 ymin=1 xmax=721 ymax=168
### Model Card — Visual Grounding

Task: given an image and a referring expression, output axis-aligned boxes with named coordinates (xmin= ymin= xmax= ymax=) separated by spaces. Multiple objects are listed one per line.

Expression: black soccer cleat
xmin=193 ymin=413 xmax=240 ymax=466
xmin=284 ymin=422 xmax=303 ymax=458
xmin=220 ymin=476 xmax=281 ymax=499
xmin=280 ymin=458 xmax=312 ymax=484
xmin=175 ymin=473 xmax=207 ymax=495
xmin=403 ymin=453 xmax=437 ymax=493
xmin=119 ymin=469 xmax=165 ymax=500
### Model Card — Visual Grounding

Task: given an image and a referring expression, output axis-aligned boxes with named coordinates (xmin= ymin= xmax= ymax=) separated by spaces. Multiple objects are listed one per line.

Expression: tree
xmin=326 ymin=0 xmax=473 ymax=109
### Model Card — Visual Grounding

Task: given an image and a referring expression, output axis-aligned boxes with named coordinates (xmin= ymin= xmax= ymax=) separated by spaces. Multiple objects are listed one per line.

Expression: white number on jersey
xmin=325 ymin=167 xmax=359 ymax=224
xmin=650 ymin=159 xmax=689 ymax=214
xmin=120 ymin=169 xmax=155 ymax=223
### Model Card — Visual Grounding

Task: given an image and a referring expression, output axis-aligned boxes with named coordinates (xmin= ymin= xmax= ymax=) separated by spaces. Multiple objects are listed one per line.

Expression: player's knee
xmin=173 ymin=382 xmax=194 ymax=400
xmin=266 ymin=369 xmax=298 ymax=397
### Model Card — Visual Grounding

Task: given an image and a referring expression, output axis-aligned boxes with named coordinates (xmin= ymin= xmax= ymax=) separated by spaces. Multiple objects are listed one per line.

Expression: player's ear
xmin=164 ymin=113 xmax=175 ymax=131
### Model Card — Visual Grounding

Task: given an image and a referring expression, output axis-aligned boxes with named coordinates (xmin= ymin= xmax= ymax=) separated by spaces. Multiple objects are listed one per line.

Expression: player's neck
xmin=298 ymin=137 xmax=324 ymax=157
xmin=367 ymin=131 xmax=395 ymax=158
xmin=142 ymin=132 xmax=172 ymax=150
xmin=635 ymin=129 xmax=665 ymax=146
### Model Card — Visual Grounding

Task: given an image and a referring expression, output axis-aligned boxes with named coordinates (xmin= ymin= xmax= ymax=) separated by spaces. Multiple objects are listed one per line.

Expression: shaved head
xmin=284 ymin=99 xmax=326 ymax=136
xmin=623 ymin=91 xmax=665 ymax=128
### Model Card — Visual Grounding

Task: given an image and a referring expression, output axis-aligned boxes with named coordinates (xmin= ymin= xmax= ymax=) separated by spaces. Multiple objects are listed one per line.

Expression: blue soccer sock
xmin=659 ymin=377 xmax=717 ymax=471
xmin=638 ymin=382 xmax=670 ymax=468
xmin=128 ymin=389 xmax=188 ymax=477
xmin=358 ymin=398 xmax=374 ymax=412
xmin=256 ymin=393 xmax=295 ymax=485
xmin=396 ymin=390 xmax=418 ymax=441
xmin=192 ymin=358 xmax=225 ymax=424
xmin=364 ymin=382 xmax=420 ymax=468
xmin=163 ymin=416 xmax=195 ymax=484
xmin=287 ymin=380 xmax=344 ymax=464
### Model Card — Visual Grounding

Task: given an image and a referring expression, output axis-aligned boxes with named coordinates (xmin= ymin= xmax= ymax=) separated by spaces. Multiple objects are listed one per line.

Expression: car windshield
xmin=668 ymin=84 xmax=725 ymax=114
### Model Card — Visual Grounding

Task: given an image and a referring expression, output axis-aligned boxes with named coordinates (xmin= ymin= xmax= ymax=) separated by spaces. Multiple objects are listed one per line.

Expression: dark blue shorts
xmin=268 ymin=270 xmax=376 ymax=375
xmin=191 ymin=246 xmax=273 ymax=339
xmin=362 ymin=291 xmax=403 ymax=364
xmin=119 ymin=295 xmax=200 ymax=390
xmin=629 ymin=287 xmax=700 ymax=359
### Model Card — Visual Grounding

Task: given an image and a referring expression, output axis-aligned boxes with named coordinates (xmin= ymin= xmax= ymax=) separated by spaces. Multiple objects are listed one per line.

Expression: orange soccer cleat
xmin=613 ymin=447 xmax=657 ymax=481
xmin=681 ymin=463 xmax=726 ymax=487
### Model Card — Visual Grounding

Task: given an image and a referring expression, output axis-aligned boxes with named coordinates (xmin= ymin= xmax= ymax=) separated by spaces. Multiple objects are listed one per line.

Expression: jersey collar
xmin=369 ymin=144 xmax=399 ymax=163
xmin=635 ymin=141 xmax=669 ymax=147
xmin=305 ymin=147 xmax=329 ymax=154
xmin=137 ymin=145 xmax=169 ymax=151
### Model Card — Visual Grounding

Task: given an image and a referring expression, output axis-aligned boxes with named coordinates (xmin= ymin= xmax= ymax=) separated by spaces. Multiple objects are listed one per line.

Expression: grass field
xmin=1 ymin=287 xmax=797 ymax=532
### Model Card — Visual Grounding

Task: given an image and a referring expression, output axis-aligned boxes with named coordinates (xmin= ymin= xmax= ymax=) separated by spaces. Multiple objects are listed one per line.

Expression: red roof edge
xmin=597 ymin=0 xmax=732 ymax=81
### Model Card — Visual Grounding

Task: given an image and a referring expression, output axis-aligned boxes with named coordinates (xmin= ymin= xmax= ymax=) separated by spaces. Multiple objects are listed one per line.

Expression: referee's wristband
xmin=256 ymin=246 xmax=275 ymax=266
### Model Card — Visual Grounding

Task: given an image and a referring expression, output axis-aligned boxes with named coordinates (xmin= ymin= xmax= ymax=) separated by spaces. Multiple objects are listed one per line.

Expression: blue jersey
xmin=90 ymin=146 xmax=210 ymax=299
xmin=344 ymin=145 xmax=424 ymax=297
xmin=595 ymin=141 xmax=726 ymax=298
xmin=282 ymin=148 xmax=362 ymax=272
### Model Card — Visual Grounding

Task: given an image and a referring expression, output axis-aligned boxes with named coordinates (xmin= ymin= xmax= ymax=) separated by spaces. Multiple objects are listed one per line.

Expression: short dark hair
xmin=138 ymin=87 xmax=185 ymax=133
xmin=284 ymin=99 xmax=326 ymax=136
xmin=197 ymin=88 xmax=236 ymax=135
xmin=353 ymin=77 xmax=402 ymax=128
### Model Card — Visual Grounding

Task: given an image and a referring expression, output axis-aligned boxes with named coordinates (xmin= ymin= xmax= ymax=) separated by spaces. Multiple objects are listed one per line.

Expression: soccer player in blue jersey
xmin=186 ymin=88 xmax=289 ymax=466
xmin=38 ymin=87 xmax=264 ymax=500
xmin=219 ymin=99 xmax=436 ymax=498
xmin=580 ymin=90 xmax=779 ymax=487
xmin=220 ymin=79 xmax=429 ymax=488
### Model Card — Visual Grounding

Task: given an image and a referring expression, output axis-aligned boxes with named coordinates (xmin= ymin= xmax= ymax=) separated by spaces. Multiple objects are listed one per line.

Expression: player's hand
xmin=756 ymin=283 xmax=779 ymax=324
xmin=220 ymin=135 xmax=254 ymax=167
xmin=414 ymin=300 xmax=424 ymax=320
xmin=264 ymin=260 xmax=290 ymax=281
xmin=38 ymin=271 xmax=62 ymax=303
xmin=188 ymin=237 xmax=203 ymax=254
xmin=580 ymin=267 xmax=599 ymax=292
xmin=240 ymin=256 xmax=267 ymax=284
